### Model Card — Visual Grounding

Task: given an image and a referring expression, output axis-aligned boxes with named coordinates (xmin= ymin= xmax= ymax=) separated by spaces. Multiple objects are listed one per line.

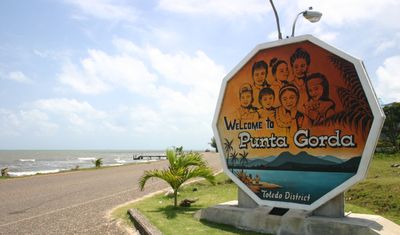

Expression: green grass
xmin=345 ymin=152 xmax=400 ymax=224
xmin=112 ymin=174 xmax=264 ymax=235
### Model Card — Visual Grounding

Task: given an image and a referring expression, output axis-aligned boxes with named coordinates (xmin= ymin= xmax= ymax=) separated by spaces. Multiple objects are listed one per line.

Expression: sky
xmin=0 ymin=0 xmax=399 ymax=150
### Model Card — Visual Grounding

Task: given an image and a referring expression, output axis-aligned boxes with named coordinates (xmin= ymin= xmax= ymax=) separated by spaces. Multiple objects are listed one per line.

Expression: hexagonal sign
xmin=212 ymin=35 xmax=385 ymax=210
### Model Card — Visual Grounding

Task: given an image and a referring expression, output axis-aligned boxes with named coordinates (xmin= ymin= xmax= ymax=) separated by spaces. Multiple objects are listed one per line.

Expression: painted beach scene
xmin=225 ymin=150 xmax=359 ymax=204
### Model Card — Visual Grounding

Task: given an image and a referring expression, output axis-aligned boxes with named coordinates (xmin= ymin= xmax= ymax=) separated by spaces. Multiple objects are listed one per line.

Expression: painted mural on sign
xmin=217 ymin=41 xmax=373 ymax=205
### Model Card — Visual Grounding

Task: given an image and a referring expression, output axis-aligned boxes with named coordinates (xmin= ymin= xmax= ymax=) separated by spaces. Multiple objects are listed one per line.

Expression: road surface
xmin=0 ymin=152 xmax=221 ymax=234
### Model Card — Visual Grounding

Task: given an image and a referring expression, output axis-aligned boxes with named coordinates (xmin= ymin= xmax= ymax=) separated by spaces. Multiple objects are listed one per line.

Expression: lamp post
xmin=291 ymin=7 xmax=322 ymax=37
xmin=269 ymin=0 xmax=282 ymax=40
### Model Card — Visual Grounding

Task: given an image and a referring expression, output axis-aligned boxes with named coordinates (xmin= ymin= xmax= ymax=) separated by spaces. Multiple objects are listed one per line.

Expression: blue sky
xmin=0 ymin=0 xmax=399 ymax=150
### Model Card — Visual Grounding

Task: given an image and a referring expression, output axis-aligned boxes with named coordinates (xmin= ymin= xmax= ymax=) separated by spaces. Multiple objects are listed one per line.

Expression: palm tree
xmin=223 ymin=138 xmax=233 ymax=165
xmin=92 ymin=158 xmax=103 ymax=168
xmin=239 ymin=151 xmax=249 ymax=169
xmin=139 ymin=148 xmax=216 ymax=207
xmin=223 ymin=138 xmax=233 ymax=155
xmin=174 ymin=146 xmax=184 ymax=155
xmin=209 ymin=137 xmax=218 ymax=152
xmin=230 ymin=151 xmax=238 ymax=171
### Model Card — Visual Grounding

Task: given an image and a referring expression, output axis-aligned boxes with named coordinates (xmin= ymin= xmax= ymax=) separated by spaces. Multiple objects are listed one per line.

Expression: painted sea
xmin=0 ymin=150 xmax=165 ymax=177
xmin=238 ymin=169 xmax=354 ymax=204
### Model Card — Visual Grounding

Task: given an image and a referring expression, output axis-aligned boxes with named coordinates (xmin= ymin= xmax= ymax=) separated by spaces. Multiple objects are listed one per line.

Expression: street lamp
xmin=269 ymin=0 xmax=282 ymax=40
xmin=291 ymin=7 xmax=322 ymax=37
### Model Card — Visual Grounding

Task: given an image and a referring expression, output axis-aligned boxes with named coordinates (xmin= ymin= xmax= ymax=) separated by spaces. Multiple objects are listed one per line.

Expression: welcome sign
xmin=213 ymin=35 xmax=385 ymax=210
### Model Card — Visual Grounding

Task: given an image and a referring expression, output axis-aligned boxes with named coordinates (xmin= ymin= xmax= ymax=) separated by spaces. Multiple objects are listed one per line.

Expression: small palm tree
xmin=209 ymin=137 xmax=218 ymax=152
xmin=1 ymin=167 xmax=9 ymax=177
xmin=92 ymin=158 xmax=103 ymax=168
xmin=239 ymin=151 xmax=249 ymax=168
xmin=174 ymin=146 xmax=183 ymax=155
xmin=223 ymin=138 xmax=233 ymax=165
xmin=139 ymin=148 xmax=216 ymax=207
xmin=230 ymin=151 xmax=238 ymax=171
xmin=223 ymin=138 xmax=233 ymax=156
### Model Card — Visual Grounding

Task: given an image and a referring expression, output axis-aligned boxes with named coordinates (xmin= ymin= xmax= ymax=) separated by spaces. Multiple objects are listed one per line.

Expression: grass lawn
xmin=345 ymin=152 xmax=400 ymax=224
xmin=112 ymin=174 xmax=264 ymax=235
xmin=112 ymin=153 xmax=400 ymax=234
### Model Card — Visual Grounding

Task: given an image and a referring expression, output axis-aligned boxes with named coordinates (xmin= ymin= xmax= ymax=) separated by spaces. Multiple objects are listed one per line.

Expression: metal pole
xmin=291 ymin=11 xmax=305 ymax=37
xmin=269 ymin=0 xmax=282 ymax=40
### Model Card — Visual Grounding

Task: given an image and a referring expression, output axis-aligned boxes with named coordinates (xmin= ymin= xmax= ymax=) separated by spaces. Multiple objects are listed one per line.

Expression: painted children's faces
xmin=307 ymin=78 xmax=324 ymax=101
xmin=260 ymin=94 xmax=274 ymax=109
xmin=293 ymin=58 xmax=308 ymax=78
xmin=276 ymin=63 xmax=289 ymax=82
xmin=253 ymin=68 xmax=267 ymax=87
xmin=281 ymin=90 xmax=298 ymax=110
xmin=240 ymin=92 xmax=253 ymax=108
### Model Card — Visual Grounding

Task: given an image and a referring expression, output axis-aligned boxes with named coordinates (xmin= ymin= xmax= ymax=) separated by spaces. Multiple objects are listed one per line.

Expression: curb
xmin=128 ymin=208 xmax=162 ymax=235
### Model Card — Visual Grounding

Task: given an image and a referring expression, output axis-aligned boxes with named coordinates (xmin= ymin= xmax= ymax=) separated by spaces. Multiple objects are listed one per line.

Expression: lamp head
xmin=303 ymin=10 xmax=322 ymax=23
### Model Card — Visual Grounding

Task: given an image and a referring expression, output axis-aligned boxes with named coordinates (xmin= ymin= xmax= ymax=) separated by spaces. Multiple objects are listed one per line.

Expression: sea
xmin=0 ymin=150 xmax=165 ymax=177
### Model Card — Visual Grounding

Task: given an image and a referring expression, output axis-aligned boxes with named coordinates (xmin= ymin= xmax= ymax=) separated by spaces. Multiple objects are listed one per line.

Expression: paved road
xmin=0 ymin=152 xmax=221 ymax=234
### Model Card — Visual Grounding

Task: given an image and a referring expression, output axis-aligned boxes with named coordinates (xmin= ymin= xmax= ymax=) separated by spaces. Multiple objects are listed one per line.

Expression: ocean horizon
xmin=0 ymin=150 xmax=171 ymax=177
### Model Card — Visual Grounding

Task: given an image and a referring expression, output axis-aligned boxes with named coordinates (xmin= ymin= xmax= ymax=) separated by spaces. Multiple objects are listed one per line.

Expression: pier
xmin=133 ymin=153 xmax=167 ymax=160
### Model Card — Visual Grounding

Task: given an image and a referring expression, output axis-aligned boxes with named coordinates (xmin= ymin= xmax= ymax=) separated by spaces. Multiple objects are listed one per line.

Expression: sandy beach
xmin=0 ymin=152 xmax=221 ymax=235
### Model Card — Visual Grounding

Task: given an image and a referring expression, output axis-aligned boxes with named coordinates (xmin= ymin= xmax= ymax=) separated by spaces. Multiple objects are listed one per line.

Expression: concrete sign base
xmin=238 ymin=187 xmax=345 ymax=217
xmin=196 ymin=202 xmax=400 ymax=235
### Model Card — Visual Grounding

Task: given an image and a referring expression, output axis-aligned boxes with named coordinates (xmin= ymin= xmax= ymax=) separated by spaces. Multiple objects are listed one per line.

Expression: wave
xmin=106 ymin=163 xmax=124 ymax=167
xmin=8 ymin=169 xmax=66 ymax=177
xmin=18 ymin=159 xmax=36 ymax=162
xmin=78 ymin=157 xmax=96 ymax=161
xmin=114 ymin=158 xmax=127 ymax=164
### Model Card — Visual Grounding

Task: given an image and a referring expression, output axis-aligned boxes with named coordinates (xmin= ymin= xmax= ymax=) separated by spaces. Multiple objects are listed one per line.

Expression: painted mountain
xmin=234 ymin=151 xmax=360 ymax=173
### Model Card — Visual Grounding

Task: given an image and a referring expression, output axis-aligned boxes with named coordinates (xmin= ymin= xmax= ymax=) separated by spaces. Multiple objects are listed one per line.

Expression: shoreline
xmin=0 ymin=160 xmax=163 ymax=180
xmin=0 ymin=151 xmax=216 ymax=179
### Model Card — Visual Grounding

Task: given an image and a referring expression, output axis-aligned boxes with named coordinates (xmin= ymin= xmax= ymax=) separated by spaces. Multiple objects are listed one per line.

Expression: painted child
xmin=290 ymin=47 xmax=311 ymax=111
xmin=234 ymin=83 xmax=259 ymax=121
xmin=275 ymin=84 xmax=305 ymax=137
xmin=258 ymin=87 xmax=276 ymax=125
xmin=269 ymin=58 xmax=290 ymax=107
xmin=303 ymin=73 xmax=335 ymax=124
xmin=251 ymin=60 xmax=269 ymax=108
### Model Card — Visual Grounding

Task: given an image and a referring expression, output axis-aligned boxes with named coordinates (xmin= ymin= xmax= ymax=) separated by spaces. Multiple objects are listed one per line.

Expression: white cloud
xmin=147 ymin=48 xmax=225 ymax=89
xmin=65 ymin=0 xmax=137 ymax=22
xmin=59 ymin=39 xmax=225 ymax=102
xmin=5 ymin=71 xmax=33 ymax=84
xmin=56 ymin=39 xmax=226 ymax=145
xmin=112 ymin=37 xmax=145 ymax=56
xmin=374 ymin=33 xmax=400 ymax=55
xmin=58 ymin=50 xmax=158 ymax=95
xmin=375 ymin=55 xmax=400 ymax=103
xmin=0 ymin=109 xmax=21 ymax=136
xmin=158 ymin=0 xmax=268 ymax=19
xmin=374 ymin=41 xmax=396 ymax=55
xmin=19 ymin=110 xmax=59 ymax=136
xmin=0 ymin=108 xmax=58 ymax=137
xmin=34 ymin=98 xmax=107 ymax=119
xmin=58 ymin=62 xmax=110 ymax=95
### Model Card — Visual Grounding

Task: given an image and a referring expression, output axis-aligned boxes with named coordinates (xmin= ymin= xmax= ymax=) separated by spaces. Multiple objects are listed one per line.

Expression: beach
xmin=0 ymin=150 xmax=166 ymax=177
xmin=0 ymin=152 xmax=221 ymax=234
